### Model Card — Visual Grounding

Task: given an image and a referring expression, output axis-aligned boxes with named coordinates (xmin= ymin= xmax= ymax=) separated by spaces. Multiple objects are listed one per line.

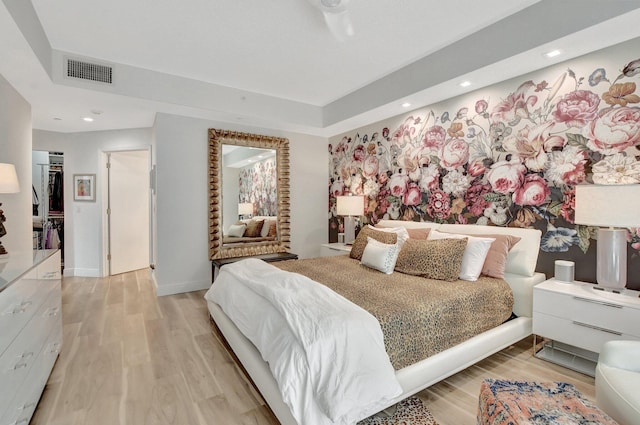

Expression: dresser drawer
xmin=533 ymin=312 xmax=639 ymax=353
xmin=0 ymin=278 xmax=56 ymax=356
xmin=533 ymin=288 xmax=640 ymax=337
xmin=37 ymin=251 xmax=61 ymax=280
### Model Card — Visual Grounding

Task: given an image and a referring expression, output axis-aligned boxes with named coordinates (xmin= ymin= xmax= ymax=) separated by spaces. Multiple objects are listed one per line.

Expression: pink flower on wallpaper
xmin=427 ymin=190 xmax=451 ymax=220
xmin=560 ymin=188 xmax=576 ymax=224
xmin=389 ymin=172 xmax=409 ymax=197
xmin=584 ymin=106 xmax=640 ymax=154
xmin=422 ymin=125 xmax=447 ymax=149
xmin=467 ymin=158 xmax=487 ymax=177
xmin=362 ymin=156 xmax=379 ymax=179
xmin=418 ymin=164 xmax=440 ymax=192
xmin=545 ymin=145 xmax=587 ymax=187
xmin=465 ymin=182 xmax=491 ymax=217
xmin=440 ymin=138 xmax=469 ymax=169
xmin=503 ymin=122 xmax=564 ymax=172
xmin=403 ymin=183 xmax=422 ymax=206
xmin=475 ymin=99 xmax=488 ymax=114
xmin=552 ymin=90 xmax=600 ymax=127
xmin=353 ymin=144 xmax=366 ymax=161
xmin=486 ymin=159 xmax=526 ymax=194
xmin=378 ymin=172 xmax=389 ymax=186
xmin=491 ymin=80 xmax=537 ymax=123
xmin=392 ymin=117 xmax=417 ymax=145
xmin=512 ymin=174 xmax=550 ymax=206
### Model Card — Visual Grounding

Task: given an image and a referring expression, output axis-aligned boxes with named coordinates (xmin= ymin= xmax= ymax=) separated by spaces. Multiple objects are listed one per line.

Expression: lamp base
xmin=343 ymin=216 xmax=356 ymax=244
xmin=596 ymin=228 xmax=627 ymax=290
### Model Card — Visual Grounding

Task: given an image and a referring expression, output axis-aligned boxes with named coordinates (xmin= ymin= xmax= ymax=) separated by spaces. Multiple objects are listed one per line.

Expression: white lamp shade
xmin=336 ymin=195 xmax=364 ymax=216
xmin=238 ymin=202 xmax=253 ymax=215
xmin=0 ymin=163 xmax=19 ymax=194
xmin=574 ymin=184 xmax=640 ymax=228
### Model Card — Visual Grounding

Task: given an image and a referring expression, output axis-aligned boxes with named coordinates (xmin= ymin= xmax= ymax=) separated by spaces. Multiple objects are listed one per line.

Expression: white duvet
xmin=205 ymin=258 xmax=402 ymax=425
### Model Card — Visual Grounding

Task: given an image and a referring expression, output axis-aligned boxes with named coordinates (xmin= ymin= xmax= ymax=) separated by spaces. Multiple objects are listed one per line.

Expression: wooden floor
xmin=31 ymin=270 xmax=595 ymax=425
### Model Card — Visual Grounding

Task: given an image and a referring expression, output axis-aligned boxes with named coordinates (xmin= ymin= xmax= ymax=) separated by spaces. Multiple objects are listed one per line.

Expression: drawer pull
xmin=19 ymin=351 xmax=34 ymax=359
xmin=4 ymin=301 xmax=33 ymax=315
xmin=572 ymin=296 xmax=622 ymax=309
xmin=10 ymin=418 xmax=30 ymax=425
xmin=573 ymin=321 xmax=622 ymax=336
xmin=45 ymin=307 xmax=60 ymax=317
xmin=10 ymin=360 xmax=28 ymax=371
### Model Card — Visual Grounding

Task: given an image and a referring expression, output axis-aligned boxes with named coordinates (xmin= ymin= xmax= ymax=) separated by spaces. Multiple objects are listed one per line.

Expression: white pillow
xmin=428 ymin=230 xmax=495 ymax=281
xmin=369 ymin=225 xmax=410 ymax=249
xmin=360 ymin=237 xmax=400 ymax=274
xmin=261 ymin=219 xmax=274 ymax=237
xmin=227 ymin=223 xmax=246 ymax=238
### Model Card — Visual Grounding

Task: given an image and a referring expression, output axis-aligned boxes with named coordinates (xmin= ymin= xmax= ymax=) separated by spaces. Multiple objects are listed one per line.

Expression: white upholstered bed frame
xmin=207 ymin=220 xmax=546 ymax=425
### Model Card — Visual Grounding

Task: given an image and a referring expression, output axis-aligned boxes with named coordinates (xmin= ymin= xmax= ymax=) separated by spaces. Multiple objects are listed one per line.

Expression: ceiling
xmin=1 ymin=0 xmax=640 ymax=137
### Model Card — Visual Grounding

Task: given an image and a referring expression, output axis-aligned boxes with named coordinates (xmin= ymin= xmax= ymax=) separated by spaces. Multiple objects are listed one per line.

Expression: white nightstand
xmin=533 ymin=278 xmax=640 ymax=376
xmin=320 ymin=243 xmax=352 ymax=257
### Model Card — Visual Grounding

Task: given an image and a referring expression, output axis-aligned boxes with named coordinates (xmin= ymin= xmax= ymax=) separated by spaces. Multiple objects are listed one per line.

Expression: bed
xmin=205 ymin=220 xmax=545 ymax=424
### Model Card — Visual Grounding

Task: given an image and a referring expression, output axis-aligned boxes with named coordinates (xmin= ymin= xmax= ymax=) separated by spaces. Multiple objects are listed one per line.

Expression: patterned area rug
xmin=358 ymin=397 xmax=439 ymax=425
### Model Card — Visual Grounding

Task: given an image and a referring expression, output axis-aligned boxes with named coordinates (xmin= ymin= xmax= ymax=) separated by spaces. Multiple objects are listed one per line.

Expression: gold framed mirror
xmin=208 ymin=129 xmax=290 ymax=259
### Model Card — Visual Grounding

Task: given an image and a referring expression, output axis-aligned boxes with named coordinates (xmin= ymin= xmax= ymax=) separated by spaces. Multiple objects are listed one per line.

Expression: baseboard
xmin=155 ymin=278 xmax=210 ymax=296
xmin=63 ymin=267 xmax=101 ymax=277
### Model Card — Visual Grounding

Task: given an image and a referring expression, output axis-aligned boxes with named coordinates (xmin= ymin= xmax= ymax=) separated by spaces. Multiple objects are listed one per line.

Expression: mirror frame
xmin=208 ymin=128 xmax=291 ymax=260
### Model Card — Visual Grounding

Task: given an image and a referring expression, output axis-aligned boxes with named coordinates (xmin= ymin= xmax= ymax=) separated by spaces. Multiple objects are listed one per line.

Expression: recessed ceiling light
xmin=401 ymin=102 xmax=411 ymax=108
xmin=544 ymin=49 xmax=562 ymax=58
xmin=459 ymin=81 xmax=471 ymax=88
xmin=83 ymin=117 xmax=94 ymax=122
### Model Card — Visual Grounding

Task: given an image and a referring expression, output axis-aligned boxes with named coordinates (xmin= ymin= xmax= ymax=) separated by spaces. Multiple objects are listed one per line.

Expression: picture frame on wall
xmin=73 ymin=174 xmax=95 ymax=202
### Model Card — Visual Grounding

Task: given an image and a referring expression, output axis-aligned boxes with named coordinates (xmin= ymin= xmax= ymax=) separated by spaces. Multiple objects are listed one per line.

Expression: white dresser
xmin=533 ymin=278 xmax=640 ymax=375
xmin=0 ymin=250 xmax=62 ymax=425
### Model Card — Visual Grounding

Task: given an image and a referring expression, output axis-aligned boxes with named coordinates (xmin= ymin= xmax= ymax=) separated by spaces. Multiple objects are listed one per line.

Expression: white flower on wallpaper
xmin=329 ymin=58 xmax=640 ymax=254
xmin=239 ymin=158 xmax=277 ymax=216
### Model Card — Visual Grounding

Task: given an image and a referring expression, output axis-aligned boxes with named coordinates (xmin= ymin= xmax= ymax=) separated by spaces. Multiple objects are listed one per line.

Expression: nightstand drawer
xmin=533 ymin=288 xmax=640 ymax=337
xmin=533 ymin=312 xmax=639 ymax=353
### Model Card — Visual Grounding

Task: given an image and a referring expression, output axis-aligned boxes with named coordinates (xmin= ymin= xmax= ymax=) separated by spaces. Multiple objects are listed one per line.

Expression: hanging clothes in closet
xmin=50 ymin=171 xmax=63 ymax=213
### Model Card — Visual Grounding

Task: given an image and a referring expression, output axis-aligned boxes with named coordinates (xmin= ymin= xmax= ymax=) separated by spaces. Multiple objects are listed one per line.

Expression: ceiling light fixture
xmin=83 ymin=117 xmax=94 ymax=122
xmin=544 ymin=49 xmax=562 ymax=58
xmin=459 ymin=81 xmax=471 ymax=88
xmin=401 ymin=102 xmax=411 ymax=108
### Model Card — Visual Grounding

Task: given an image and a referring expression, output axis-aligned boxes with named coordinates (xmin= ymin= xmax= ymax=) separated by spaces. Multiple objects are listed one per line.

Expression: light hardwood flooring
xmin=31 ymin=270 xmax=595 ymax=425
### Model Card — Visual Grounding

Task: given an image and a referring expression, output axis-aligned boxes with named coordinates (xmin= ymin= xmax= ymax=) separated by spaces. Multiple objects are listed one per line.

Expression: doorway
xmin=106 ymin=150 xmax=150 ymax=275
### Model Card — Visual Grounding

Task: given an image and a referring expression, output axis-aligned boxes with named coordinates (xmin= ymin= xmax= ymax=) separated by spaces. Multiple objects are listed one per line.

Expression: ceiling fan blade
xmin=323 ymin=9 xmax=354 ymax=41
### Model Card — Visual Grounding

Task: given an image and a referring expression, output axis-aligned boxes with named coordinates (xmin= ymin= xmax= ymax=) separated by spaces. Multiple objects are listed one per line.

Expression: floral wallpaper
xmin=329 ymin=51 xmax=640 ymax=287
xmin=239 ymin=157 xmax=277 ymax=216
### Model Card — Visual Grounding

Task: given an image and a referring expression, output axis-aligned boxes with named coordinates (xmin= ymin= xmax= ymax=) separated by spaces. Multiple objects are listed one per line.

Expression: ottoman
xmin=478 ymin=379 xmax=618 ymax=424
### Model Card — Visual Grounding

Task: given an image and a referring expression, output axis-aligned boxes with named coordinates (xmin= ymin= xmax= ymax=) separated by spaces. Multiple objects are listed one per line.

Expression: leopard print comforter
xmin=275 ymin=255 xmax=513 ymax=370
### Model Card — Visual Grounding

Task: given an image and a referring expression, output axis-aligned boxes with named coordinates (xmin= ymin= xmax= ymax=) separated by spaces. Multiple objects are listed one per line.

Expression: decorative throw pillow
xmin=394 ymin=238 xmax=467 ymax=281
xmin=260 ymin=219 xmax=273 ymax=237
xmin=227 ymin=223 xmax=246 ymax=238
xmin=370 ymin=225 xmax=410 ymax=249
xmin=350 ymin=226 xmax=398 ymax=261
xmin=360 ymin=237 xmax=400 ymax=274
xmin=428 ymin=230 xmax=495 ymax=281
xmin=267 ymin=221 xmax=278 ymax=238
xmin=244 ymin=219 xmax=264 ymax=237
xmin=453 ymin=233 xmax=522 ymax=278
xmin=406 ymin=227 xmax=431 ymax=240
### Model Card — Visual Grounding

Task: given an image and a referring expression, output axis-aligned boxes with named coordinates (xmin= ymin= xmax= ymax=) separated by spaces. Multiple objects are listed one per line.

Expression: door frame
xmin=100 ymin=146 xmax=153 ymax=277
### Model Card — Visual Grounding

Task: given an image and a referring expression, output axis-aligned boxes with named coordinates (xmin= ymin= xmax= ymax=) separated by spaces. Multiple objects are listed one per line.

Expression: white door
xmin=108 ymin=150 xmax=150 ymax=275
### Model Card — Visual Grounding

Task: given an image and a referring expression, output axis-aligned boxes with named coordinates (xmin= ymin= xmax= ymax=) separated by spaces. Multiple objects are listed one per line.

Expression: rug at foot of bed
xmin=358 ymin=397 xmax=439 ymax=425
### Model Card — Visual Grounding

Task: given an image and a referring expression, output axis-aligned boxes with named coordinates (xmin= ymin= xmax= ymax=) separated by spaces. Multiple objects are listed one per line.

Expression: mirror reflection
xmin=222 ymin=145 xmax=278 ymax=246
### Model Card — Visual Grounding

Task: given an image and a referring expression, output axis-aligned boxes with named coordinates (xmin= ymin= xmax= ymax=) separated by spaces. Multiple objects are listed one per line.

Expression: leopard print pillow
xmin=350 ymin=226 xmax=398 ymax=261
xmin=394 ymin=238 xmax=467 ymax=281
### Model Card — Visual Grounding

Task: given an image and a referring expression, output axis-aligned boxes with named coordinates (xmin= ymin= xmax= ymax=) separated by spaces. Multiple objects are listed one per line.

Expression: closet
xmin=32 ymin=151 xmax=64 ymax=265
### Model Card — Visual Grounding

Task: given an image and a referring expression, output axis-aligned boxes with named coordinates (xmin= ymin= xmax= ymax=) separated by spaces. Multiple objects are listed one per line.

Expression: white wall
xmin=153 ymin=113 xmax=328 ymax=296
xmin=33 ymin=127 xmax=152 ymax=276
xmin=0 ymin=74 xmax=32 ymax=253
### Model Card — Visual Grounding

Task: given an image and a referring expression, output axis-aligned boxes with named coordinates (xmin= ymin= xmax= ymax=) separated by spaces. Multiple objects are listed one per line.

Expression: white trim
xmin=64 ymin=267 xmax=101 ymax=277
xmin=156 ymin=279 xmax=210 ymax=296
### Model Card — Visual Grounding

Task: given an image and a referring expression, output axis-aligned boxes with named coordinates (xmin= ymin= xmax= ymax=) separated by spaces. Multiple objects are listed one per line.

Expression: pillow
xmin=267 ymin=221 xmax=278 ymax=238
xmin=227 ymin=223 xmax=246 ymax=238
xmin=260 ymin=219 xmax=274 ymax=237
xmin=406 ymin=227 xmax=431 ymax=239
xmin=244 ymin=219 xmax=264 ymax=237
xmin=394 ymin=238 xmax=467 ymax=281
xmin=350 ymin=226 xmax=398 ymax=261
xmin=370 ymin=225 xmax=410 ymax=248
xmin=360 ymin=237 xmax=400 ymax=274
xmin=428 ymin=230 xmax=495 ymax=281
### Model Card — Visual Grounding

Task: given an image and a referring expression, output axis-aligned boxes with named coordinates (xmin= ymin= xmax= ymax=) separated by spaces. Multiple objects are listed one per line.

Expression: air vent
xmin=66 ymin=58 xmax=112 ymax=84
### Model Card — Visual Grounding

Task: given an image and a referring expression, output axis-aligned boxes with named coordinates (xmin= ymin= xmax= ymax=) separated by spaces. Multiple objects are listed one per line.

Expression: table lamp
xmin=574 ymin=184 xmax=640 ymax=291
xmin=0 ymin=163 xmax=20 ymax=256
xmin=336 ymin=195 xmax=364 ymax=244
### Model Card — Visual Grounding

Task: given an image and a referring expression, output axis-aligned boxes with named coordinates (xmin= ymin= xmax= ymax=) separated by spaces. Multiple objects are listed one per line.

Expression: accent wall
xmin=328 ymin=37 xmax=640 ymax=288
